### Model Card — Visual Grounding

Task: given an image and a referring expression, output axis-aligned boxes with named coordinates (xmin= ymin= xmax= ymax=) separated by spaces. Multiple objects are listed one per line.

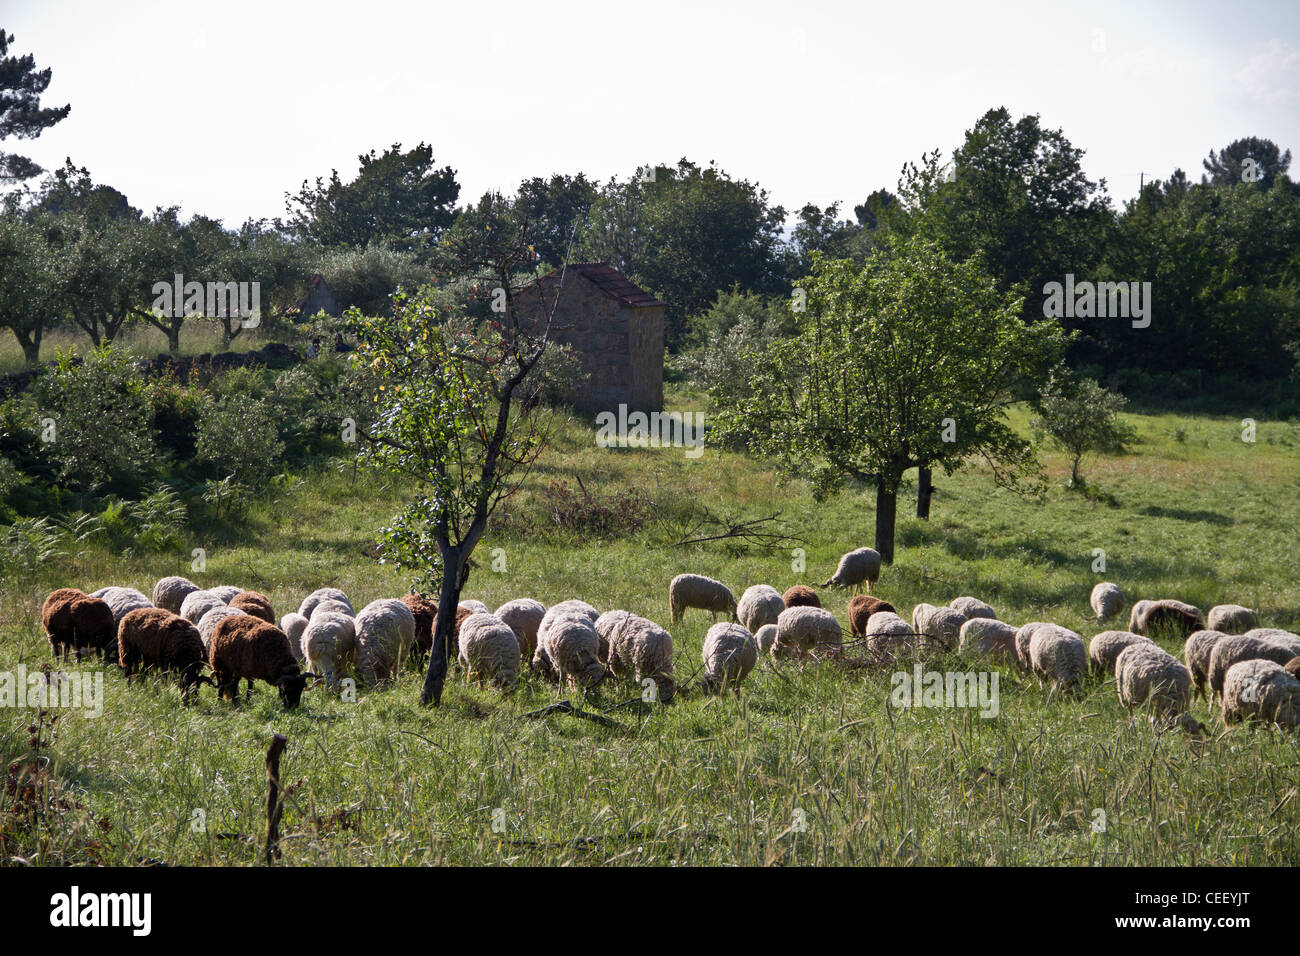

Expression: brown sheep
xmin=209 ymin=615 xmax=315 ymax=709
xmin=42 ymin=588 xmax=117 ymax=660
xmin=430 ymin=605 xmax=476 ymax=665
xmin=229 ymin=590 xmax=275 ymax=624
xmin=401 ymin=594 xmax=437 ymax=660
xmin=1285 ymin=657 xmax=1300 ymax=682
xmin=782 ymin=585 xmax=821 ymax=609
xmin=848 ymin=595 xmax=896 ymax=637
xmin=117 ymin=607 xmax=212 ymax=701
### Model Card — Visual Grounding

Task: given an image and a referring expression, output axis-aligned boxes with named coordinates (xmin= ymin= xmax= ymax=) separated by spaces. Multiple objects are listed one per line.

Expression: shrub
xmin=1032 ymin=374 xmax=1137 ymax=487
xmin=147 ymin=378 xmax=206 ymax=461
xmin=195 ymin=397 xmax=285 ymax=485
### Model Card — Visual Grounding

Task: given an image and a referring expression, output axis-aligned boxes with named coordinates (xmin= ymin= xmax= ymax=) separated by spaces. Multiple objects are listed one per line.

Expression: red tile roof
xmin=561 ymin=262 xmax=664 ymax=308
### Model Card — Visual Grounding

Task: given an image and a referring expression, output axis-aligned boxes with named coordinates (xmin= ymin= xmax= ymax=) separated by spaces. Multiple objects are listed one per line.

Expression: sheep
xmin=950 ymin=596 xmax=996 ymax=621
xmin=152 ymin=576 xmax=200 ymax=615
xmin=230 ymin=590 xmax=275 ymax=624
xmin=1287 ymin=657 xmax=1300 ymax=682
xmin=865 ymin=612 xmax=916 ymax=657
xmin=208 ymin=615 xmax=314 ymax=709
xmin=1132 ymin=599 xmax=1204 ymax=639
xmin=298 ymin=587 xmax=352 ymax=619
xmin=603 ymin=613 xmax=675 ymax=702
xmin=1114 ymin=643 xmax=1193 ymax=724
xmin=1014 ymin=622 xmax=1053 ymax=671
xmin=1126 ymin=600 xmax=1152 ymax=634
xmin=459 ymin=599 xmax=491 ymax=615
xmin=91 ymin=587 xmax=153 ymax=627
xmin=494 ymin=598 xmax=546 ymax=659
xmin=300 ymin=612 xmax=356 ymax=685
xmin=311 ymin=599 xmax=354 ymax=620
xmin=736 ymin=585 xmax=785 ymax=633
xmin=543 ymin=599 xmax=599 ymax=625
xmin=431 ymin=605 xmax=477 ymax=666
xmin=1221 ymin=659 xmax=1300 ymax=729
xmin=41 ymin=588 xmax=116 ymax=660
xmin=848 ymin=595 xmax=896 ymax=637
xmin=1090 ymin=582 xmax=1126 ymax=622
xmin=532 ymin=615 xmax=605 ymax=690
xmin=957 ymin=618 xmax=1018 ymax=661
xmin=701 ymin=622 xmax=758 ymax=693
xmin=822 ymin=547 xmax=882 ymax=593
xmin=1026 ymin=625 xmax=1086 ymax=689
xmin=594 ymin=610 xmax=637 ymax=664
xmin=754 ymin=624 xmax=778 ymax=655
xmin=1182 ymin=630 xmax=1230 ymax=700
xmin=1206 ymin=604 xmax=1259 ymax=635
xmin=771 ymin=605 xmax=842 ymax=660
xmin=197 ymin=605 xmax=248 ymax=648
xmin=668 ymin=573 xmax=737 ymax=624
xmin=781 ymin=585 xmax=821 ymax=609
xmin=400 ymin=594 xmax=438 ymax=660
xmin=1207 ymin=630 xmax=1300 ymax=699
xmin=1088 ymin=630 xmax=1154 ymax=678
xmin=207 ymin=585 xmax=243 ymax=604
xmin=179 ymin=590 xmax=226 ymax=626
xmin=912 ymin=604 xmax=965 ymax=652
xmin=354 ymin=599 xmax=417 ymax=685
xmin=456 ymin=613 xmax=521 ymax=689
xmin=117 ymin=607 xmax=211 ymax=701
xmin=279 ymin=612 xmax=308 ymax=662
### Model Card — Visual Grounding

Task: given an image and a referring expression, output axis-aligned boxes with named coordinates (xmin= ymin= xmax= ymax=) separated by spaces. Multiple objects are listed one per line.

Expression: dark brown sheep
xmin=401 ymin=594 xmax=437 ymax=658
xmin=1142 ymin=601 xmax=1205 ymax=640
xmin=229 ymin=590 xmax=275 ymax=624
xmin=782 ymin=585 xmax=821 ymax=609
xmin=1285 ymin=656 xmax=1300 ymax=682
xmin=42 ymin=588 xmax=117 ymax=660
xmin=209 ymin=615 xmax=315 ymax=709
xmin=117 ymin=607 xmax=211 ymax=700
xmin=848 ymin=594 xmax=897 ymax=637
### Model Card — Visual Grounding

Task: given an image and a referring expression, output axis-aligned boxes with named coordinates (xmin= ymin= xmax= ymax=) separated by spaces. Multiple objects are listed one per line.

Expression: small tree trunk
xmin=421 ymin=549 xmax=464 ymax=707
xmin=264 ymin=734 xmax=288 ymax=865
xmin=1071 ymin=455 xmax=1081 ymax=486
xmin=14 ymin=330 xmax=41 ymax=367
xmin=874 ymin=479 xmax=897 ymax=564
xmin=917 ymin=467 xmax=933 ymax=519
xmin=167 ymin=322 xmax=181 ymax=354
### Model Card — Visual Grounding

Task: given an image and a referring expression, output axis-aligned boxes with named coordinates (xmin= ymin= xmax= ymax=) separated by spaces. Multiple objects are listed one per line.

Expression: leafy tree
xmin=512 ymin=173 xmax=598 ymax=267
xmin=786 ymin=202 xmax=866 ymax=276
xmin=710 ymin=237 xmax=1065 ymax=562
xmin=316 ymin=242 xmax=434 ymax=317
xmin=1203 ymin=137 xmax=1292 ymax=189
xmin=1033 ymin=374 xmax=1136 ymax=486
xmin=195 ymin=396 xmax=284 ymax=486
xmin=0 ymin=29 xmax=70 ymax=185
xmin=285 ymin=143 xmax=459 ymax=256
xmin=853 ymin=189 xmax=897 ymax=230
xmin=0 ymin=209 xmax=55 ymax=365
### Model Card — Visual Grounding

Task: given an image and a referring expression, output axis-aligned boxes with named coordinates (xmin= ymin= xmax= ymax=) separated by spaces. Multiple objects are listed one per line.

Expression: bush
xmin=147 ymin=378 xmax=207 ymax=462
xmin=1032 ymin=374 xmax=1137 ymax=487
xmin=195 ymin=397 xmax=285 ymax=486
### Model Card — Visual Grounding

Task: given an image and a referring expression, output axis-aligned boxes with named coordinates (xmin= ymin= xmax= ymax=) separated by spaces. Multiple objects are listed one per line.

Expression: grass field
xmin=2 ymin=391 xmax=1299 ymax=865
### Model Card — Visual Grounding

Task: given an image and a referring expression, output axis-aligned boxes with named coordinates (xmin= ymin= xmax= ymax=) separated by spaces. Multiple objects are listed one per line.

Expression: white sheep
xmin=533 ymin=615 xmax=605 ymax=690
xmin=298 ymin=587 xmax=352 ymax=619
xmin=822 ymin=547 xmax=882 ymax=593
xmin=668 ymin=574 xmax=737 ymax=624
xmin=594 ymin=609 xmax=636 ymax=664
xmin=1131 ymin=598 xmax=1204 ymax=638
xmin=301 ymin=611 xmax=356 ymax=685
xmin=459 ymin=599 xmax=491 ymax=615
xmin=702 ymin=622 xmax=757 ymax=692
xmin=1090 ymin=582 xmax=1125 ymax=622
xmin=354 ymin=599 xmax=417 ymax=685
xmin=92 ymin=586 xmax=153 ymax=626
xmin=1126 ymin=600 xmax=1152 ymax=634
xmin=912 ymin=604 xmax=965 ymax=651
xmin=208 ymin=585 xmax=243 ymax=604
xmin=1182 ymin=630 xmax=1230 ymax=700
xmin=1221 ymin=659 xmax=1300 ymax=729
xmin=771 ymin=605 xmax=841 ymax=660
xmin=865 ymin=612 xmax=916 ymax=657
xmin=495 ymin=598 xmax=546 ymax=660
xmin=753 ymin=623 xmax=778 ymax=655
xmin=736 ymin=585 xmax=785 ymax=633
xmin=197 ymin=605 xmax=247 ymax=649
xmin=311 ymin=599 xmax=354 ymax=620
xmin=1207 ymin=630 xmax=1300 ymax=699
xmin=1088 ymin=630 xmax=1154 ymax=677
xmin=1014 ymin=622 xmax=1053 ymax=671
xmin=1027 ymin=625 xmax=1086 ymax=689
xmin=1206 ymin=604 xmax=1259 ymax=634
xmin=180 ymin=590 xmax=226 ymax=626
xmin=603 ymin=613 xmax=675 ymax=702
xmin=950 ymin=596 xmax=996 ymax=621
xmin=1114 ymin=643 xmax=1194 ymax=725
xmin=957 ymin=618 xmax=1017 ymax=660
xmin=280 ymin=612 xmax=309 ymax=662
xmin=152 ymin=576 xmax=199 ymax=615
xmin=457 ymin=612 xmax=521 ymax=689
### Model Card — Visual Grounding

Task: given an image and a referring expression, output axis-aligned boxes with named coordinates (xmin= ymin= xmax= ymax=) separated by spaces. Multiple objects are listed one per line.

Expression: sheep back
xmin=737 ymin=585 xmax=785 ymax=633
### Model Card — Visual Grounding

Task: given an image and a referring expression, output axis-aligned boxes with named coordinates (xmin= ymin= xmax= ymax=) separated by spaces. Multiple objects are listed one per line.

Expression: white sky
xmin=7 ymin=0 xmax=1300 ymax=227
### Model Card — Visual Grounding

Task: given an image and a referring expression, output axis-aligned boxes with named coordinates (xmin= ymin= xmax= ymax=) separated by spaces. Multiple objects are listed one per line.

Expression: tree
xmin=351 ymin=214 xmax=561 ymax=707
xmin=710 ymin=237 xmax=1065 ymax=562
xmin=512 ymin=173 xmax=598 ymax=268
xmin=0 ymin=29 xmax=70 ymax=185
xmin=1203 ymin=137 xmax=1292 ymax=189
xmin=1033 ymin=374 xmax=1136 ymax=486
xmin=0 ymin=209 xmax=54 ymax=365
xmin=786 ymin=201 xmax=866 ymax=277
xmin=285 ymin=143 xmax=459 ymax=256
xmin=853 ymin=189 xmax=897 ymax=230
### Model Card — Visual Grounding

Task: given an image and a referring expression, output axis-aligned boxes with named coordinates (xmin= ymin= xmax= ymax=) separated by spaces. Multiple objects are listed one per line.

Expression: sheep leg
xmin=246 ymin=679 xmax=255 ymax=702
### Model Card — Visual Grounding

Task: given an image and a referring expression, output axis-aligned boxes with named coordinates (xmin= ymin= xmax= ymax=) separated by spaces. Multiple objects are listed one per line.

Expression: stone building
xmin=296 ymin=273 xmax=341 ymax=318
xmin=511 ymin=262 xmax=665 ymax=412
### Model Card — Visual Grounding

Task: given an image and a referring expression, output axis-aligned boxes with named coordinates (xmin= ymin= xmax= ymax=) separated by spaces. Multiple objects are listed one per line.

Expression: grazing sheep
xmin=848 ymin=595 xmax=896 ymax=637
xmin=1114 ymin=643 xmax=1193 ymax=723
xmin=494 ymin=598 xmax=546 ymax=659
xmin=207 ymin=585 xmax=243 ymax=604
xmin=737 ymin=585 xmax=785 ymax=633
xmin=1206 ymin=604 xmax=1259 ymax=635
xmin=545 ymin=599 xmax=600 ymax=622
xmin=300 ymin=612 xmax=356 ymax=685
xmin=1207 ymin=630 xmax=1300 ymax=699
xmin=912 ymin=604 xmax=965 ymax=651
xmin=230 ymin=590 xmax=275 ymax=624
xmin=603 ymin=613 xmax=675 ymax=702
xmin=1221 ymin=659 xmax=1300 ymax=729
xmin=311 ymin=599 xmax=354 ymax=620
xmin=1014 ymin=622 xmax=1053 ymax=671
xmin=41 ymin=588 xmax=117 ymax=659
xmin=152 ymin=576 xmax=200 ymax=615
xmin=179 ymin=590 xmax=226 ymax=626
xmin=533 ymin=615 xmax=605 ymax=690
xmin=1182 ymin=630 xmax=1230 ymax=700
xmin=400 ymin=594 xmax=438 ymax=660
xmin=1132 ymin=599 xmax=1204 ymax=639
xmin=456 ymin=613 xmax=521 ymax=689
xmin=1027 ymin=625 xmax=1086 ymax=689
xmin=957 ymin=618 xmax=1018 ymax=661
xmin=208 ymin=615 xmax=313 ymax=709
xmin=279 ymin=613 xmax=309 ymax=662
xmin=950 ymin=596 xmax=996 ymax=621
xmin=91 ymin=587 xmax=153 ymax=627
xmin=1090 ymin=582 xmax=1126 ymax=622
xmin=1088 ymin=630 xmax=1154 ymax=678
xmin=117 ymin=607 xmax=211 ymax=700
xmin=354 ymin=599 xmax=418 ymax=685
xmin=197 ymin=605 xmax=247 ymax=648
xmin=754 ymin=624 xmax=778 ymax=655
xmin=459 ymin=599 xmax=491 ymax=615
xmin=772 ymin=605 xmax=842 ymax=660
xmin=701 ymin=622 xmax=758 ymax=693
xmin=1286 ymin=657 xmax=1300 ymax=682
xmin=822 ymin=547 xmax=882 ymax=594
xmin=865 ymin=612 xmax=916 ymax=657
xmin=298 ymin=587 xmax=352 ymax=619
xmin=594 ymin=610 xmax=638 ymax=664
xmin=781 ymin=585 xmax=821 ymax=609
xmin=431 ymin=605 xmax=477 ymax=665
xmin=668 ymin=573 xmax=737 ymax=624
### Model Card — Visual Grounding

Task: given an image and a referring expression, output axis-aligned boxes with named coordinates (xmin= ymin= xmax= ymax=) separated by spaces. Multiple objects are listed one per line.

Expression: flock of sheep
xmin=33 ymin=543 xmax=1300 ymax=733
